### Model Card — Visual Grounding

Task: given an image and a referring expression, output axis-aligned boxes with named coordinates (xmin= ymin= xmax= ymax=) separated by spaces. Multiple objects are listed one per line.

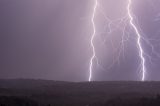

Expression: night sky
xmin=0 ymin=0 xmax=160 ymax=81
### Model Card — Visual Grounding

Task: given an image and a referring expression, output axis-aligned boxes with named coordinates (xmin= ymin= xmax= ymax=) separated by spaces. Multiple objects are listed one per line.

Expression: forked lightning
xmin=89 ymin=0 xmax=159 ymax=81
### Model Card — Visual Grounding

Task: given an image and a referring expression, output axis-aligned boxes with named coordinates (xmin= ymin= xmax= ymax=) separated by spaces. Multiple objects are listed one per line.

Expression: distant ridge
xmin=0 ymin=79 xmax=160 ymax=105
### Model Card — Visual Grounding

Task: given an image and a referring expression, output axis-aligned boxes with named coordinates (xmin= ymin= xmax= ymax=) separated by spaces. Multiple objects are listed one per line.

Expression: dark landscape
xmin=0 ymin=79 xmax=160 ymax=106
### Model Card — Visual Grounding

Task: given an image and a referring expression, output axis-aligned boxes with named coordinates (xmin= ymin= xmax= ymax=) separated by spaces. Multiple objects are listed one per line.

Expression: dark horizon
xmin=1 ymin=78 xmax=160 ymax=83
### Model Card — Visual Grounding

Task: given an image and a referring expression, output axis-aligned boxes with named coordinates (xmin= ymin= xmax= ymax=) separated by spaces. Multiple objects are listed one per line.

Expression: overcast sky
xmin=0 ymin=0 xmax=160 ymax=81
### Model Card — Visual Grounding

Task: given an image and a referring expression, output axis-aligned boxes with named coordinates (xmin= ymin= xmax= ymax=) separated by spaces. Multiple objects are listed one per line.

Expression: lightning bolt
xmin=127 ymin=0 xmax=146 ymax=81
xmin=89 ymin=0 xmax=98 ymax=82
xmin=88 ymin=0 xmax=160 ymax=81
xmin=89 ymin=0 xmax=129 ymax=81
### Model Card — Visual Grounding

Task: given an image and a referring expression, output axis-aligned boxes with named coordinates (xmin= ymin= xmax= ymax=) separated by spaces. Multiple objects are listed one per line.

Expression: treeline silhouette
xmin=92 ymin=95 xmax=160 ymax=106
xmin=0 ymin=96 xmax=38 ymax=106
xmin=1 ymin=80 xmax=160 ymax=106
xmin=1 ymin=95 xmax=160 ymax=106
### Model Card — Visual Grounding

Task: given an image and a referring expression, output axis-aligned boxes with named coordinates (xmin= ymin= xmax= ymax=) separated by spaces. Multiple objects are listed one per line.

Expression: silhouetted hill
xmin=0 ymin=79 xmax=160 ymax=106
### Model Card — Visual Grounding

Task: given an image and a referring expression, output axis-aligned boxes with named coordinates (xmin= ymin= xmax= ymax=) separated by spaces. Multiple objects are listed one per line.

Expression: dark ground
xmin=0 ymin=79 xmax=160 ymax=106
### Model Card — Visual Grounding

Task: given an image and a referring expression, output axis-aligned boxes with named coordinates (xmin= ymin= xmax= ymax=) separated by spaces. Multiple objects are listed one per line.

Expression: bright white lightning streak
xmin=89 ymin=0 xmax=98 ymax=82
xmin=127 ymin=0 xmax=146 ymax=81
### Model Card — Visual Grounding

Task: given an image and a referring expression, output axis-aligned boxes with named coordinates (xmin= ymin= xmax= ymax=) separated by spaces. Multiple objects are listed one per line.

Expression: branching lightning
xmin=127 ymin=0 xmax=146 ymax=81
xmin=88 ymin=0 xmax=160 ymax=81
xmin=89 ymin=0 xmax=98 ymax=82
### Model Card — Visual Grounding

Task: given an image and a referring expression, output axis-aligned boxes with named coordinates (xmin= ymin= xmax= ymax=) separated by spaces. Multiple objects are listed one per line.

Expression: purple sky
xmin=0 ymin=0 xmax=160 ymax=81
